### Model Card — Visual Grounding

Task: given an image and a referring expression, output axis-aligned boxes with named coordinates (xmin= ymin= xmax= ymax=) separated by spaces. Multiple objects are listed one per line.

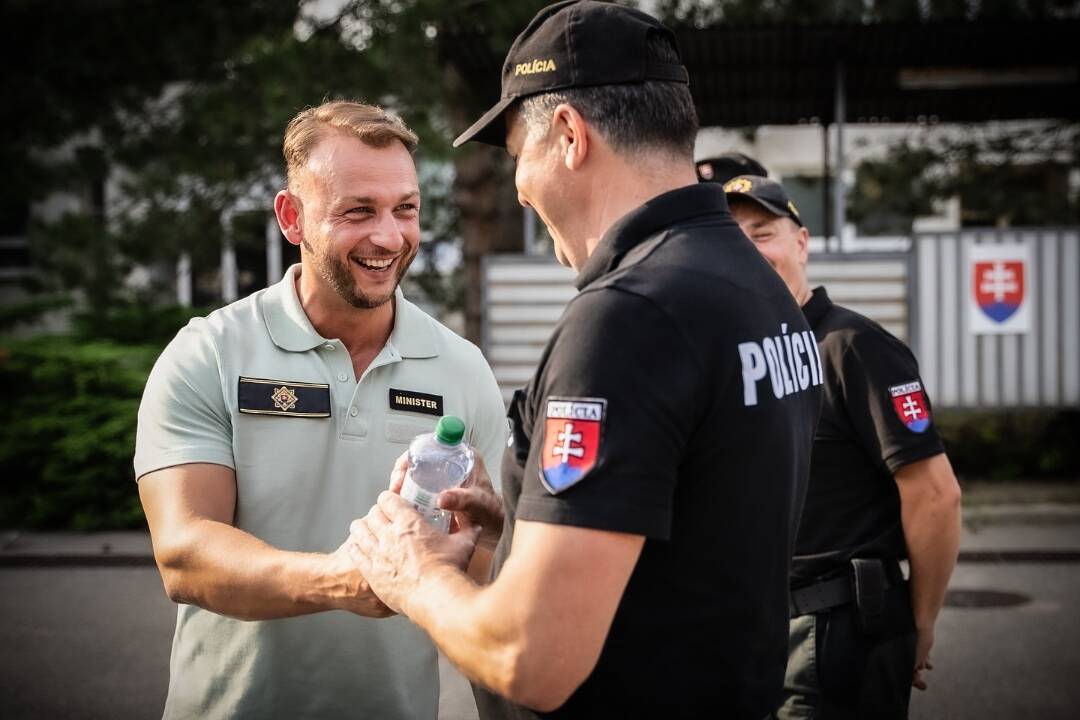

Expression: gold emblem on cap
xmin=514 ymin=58 xmax=557 ymax=76
xmin=787 ymin=200 xmax=801 ymax=217
xmin=271 ymin=386 xmax=299 ymax=412
xmin=723 ymin=177 xmax=754 ymax=193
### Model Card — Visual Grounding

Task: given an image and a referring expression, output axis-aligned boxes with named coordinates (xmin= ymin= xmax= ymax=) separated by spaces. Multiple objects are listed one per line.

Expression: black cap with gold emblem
xmin=452 ymin=0 xmax=690 ymax=148
xmin=722 ymin=174 xmax=804 ymax=228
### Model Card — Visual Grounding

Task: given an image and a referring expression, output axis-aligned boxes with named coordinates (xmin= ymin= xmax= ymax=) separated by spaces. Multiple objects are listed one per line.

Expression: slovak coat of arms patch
xmin=540 ymin=397 xmax=606 ymax=494
xmin=889 ymin=380 xmax=931 ymax=433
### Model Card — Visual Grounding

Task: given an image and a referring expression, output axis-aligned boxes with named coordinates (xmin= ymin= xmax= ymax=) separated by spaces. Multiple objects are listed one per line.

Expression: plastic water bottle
xmin=399 ymin=415 xmax=475 ymax=532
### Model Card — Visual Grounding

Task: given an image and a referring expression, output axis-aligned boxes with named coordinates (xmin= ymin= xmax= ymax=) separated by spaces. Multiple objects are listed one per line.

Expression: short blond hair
xmin=282 ymin=100 xmax=419 ymax=189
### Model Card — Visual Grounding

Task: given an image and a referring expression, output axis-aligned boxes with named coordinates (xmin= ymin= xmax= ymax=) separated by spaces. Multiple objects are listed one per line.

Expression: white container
xmin=399 ymin=415 xmax=475 ymax=532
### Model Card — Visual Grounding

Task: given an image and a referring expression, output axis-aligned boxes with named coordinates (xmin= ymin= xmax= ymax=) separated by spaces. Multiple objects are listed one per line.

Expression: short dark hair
xmin=519 ymin=32 xmax=698 ymax=160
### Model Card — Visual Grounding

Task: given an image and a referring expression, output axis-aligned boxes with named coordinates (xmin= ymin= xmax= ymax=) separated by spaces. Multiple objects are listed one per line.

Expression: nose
xmin=369 ymin=210 xmax=405 ymax=253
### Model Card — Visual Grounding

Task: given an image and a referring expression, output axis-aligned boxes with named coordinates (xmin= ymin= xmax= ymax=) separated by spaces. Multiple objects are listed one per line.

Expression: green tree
xmin=849 ymin=123 xmax=1080 ymax=232
xmin=19 ymin=0 xmax=552 ymax=329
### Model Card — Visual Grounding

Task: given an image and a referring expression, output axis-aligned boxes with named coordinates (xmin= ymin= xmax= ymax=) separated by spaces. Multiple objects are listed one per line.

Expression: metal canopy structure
xmin=442 ymin=19 xmax=1080 ymax=127
xmin=680 ymin=20 xmax=1080 ymax=127
xmin=442 ymin=18 xmax=1080 ymax=242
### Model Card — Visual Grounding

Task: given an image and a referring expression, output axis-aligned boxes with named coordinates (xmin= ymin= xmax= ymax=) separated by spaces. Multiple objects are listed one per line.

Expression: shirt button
xmin=337 ymin=372 xmax=349 ymax=382
xmin=349 ymin=406 xmax=359 ymax=417
xmin=323 ymin=344 xmax=334 ymax=351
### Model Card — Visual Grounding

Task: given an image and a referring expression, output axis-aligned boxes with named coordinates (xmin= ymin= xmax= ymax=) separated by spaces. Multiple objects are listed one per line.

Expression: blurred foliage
xmin=850 ymin=124 xmax=1080 ymax=233
xmin=657 ymin=0 xmax=1080 ymax=25
xmin=0 ymin=300 xmax=205 ymax=530
xmin=0 ymin=335 xmax=161 ymax=530
xmin=0 ymin=296 xmax=72 ymax=334
xmin=14 ymin=0 xmax=551 ymax=315
xmin=70 ymin=305 xmax=213 ymax=347
xmin=936 ymin=410 xmax=1080 ymax=481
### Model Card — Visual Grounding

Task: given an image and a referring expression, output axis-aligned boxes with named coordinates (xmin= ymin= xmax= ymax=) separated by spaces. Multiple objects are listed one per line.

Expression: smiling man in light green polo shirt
xmin=135 ymin=100 xmax=507 ymax=719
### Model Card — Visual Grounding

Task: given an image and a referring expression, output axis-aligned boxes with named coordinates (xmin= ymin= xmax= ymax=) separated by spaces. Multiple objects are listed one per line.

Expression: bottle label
xmin=400 ymin=474 xmax=436 ymax=511
xmin=400 ymin=473 xmax=451 ymax=532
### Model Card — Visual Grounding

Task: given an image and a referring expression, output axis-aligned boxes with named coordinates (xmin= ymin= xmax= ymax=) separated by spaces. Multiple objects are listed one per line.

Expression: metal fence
xmin=483 ymin=251 xmax=911 ymax=403
xmin=911 ymin=227 xmax=1080 ymax=409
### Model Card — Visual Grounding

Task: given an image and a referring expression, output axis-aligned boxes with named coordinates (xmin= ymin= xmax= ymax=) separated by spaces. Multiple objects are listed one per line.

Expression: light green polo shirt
xmin=135 ymin=264 xmax=507 ymax=720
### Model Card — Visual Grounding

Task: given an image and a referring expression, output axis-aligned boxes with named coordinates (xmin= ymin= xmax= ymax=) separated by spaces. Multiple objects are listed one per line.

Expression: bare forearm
xmin=155 ymin=519 xmax=360 ymax=621
xmin=407 ymin=566 xmax=523 ymax=697
xmin=901 ymin=483 xmax=962 ymax=628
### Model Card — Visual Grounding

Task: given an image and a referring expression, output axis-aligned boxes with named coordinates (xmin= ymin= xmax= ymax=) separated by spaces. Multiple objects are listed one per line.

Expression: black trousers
xmin=778 ymin=583 xmax=916 ymax=719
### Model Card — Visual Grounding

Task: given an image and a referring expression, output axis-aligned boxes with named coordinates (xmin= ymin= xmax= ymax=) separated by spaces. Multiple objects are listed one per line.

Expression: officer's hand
xmin=438 ymin=455 xmax=504 ymax=551
xmin=347 ymin=491 xmax=479 ymax=616
xmin=912 ymin=626 xmax=934 ymax=690
xmin=328 ymin=537 xmax=396 ymax=618
xmin=388 ymin=451 xmax=504 ymax=551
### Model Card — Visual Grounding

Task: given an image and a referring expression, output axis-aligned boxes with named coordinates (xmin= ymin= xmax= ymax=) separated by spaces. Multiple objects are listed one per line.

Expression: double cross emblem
xmin=551 ymin=421 xmax=585 ymax=464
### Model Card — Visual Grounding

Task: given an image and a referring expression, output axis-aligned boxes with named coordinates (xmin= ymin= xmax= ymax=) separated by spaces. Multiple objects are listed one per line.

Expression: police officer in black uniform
xmin=347 ymin=3 xmax=821 ymax=719
xmin=724 ymin=175 xmax=963 ymax=719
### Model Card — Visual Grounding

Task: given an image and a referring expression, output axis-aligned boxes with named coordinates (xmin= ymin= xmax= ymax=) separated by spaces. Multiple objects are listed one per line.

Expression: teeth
xmin=356 ymin=257 xmax=394 ymax=269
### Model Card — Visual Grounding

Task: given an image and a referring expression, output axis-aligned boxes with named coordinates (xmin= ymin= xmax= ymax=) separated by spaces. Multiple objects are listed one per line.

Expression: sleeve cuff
xmin=884 ymin=443 xmax=946 ymax=475
xmin=134 ymin=449 xmax=236 ymax=482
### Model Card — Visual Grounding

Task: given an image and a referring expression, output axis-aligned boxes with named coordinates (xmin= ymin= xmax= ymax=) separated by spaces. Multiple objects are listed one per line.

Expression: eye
xmin=346 ymin=206 xmax=374 ymax=216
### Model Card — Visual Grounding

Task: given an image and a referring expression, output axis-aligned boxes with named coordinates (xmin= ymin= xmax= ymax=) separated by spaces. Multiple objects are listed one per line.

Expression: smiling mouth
xmin=352 ymin=256 xmax=397 ymax=273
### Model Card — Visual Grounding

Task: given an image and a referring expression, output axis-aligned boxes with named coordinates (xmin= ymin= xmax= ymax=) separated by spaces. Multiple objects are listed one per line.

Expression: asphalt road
xmin=1 ymin=522 xmax=1077 ymax=719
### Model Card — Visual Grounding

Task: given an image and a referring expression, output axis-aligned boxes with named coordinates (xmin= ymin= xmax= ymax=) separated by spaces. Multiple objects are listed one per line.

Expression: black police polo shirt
xmin=474 ymin=184 xmax=822 ymax=720
xmin=791 ymin=286 xmax=946 ymax=587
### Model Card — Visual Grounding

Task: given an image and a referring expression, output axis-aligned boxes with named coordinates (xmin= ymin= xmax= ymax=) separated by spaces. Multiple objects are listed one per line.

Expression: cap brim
xmin=453 ymin=96 xmax=518 ymax=148
xmin=726 ymin=193 xmax=803 ymax=227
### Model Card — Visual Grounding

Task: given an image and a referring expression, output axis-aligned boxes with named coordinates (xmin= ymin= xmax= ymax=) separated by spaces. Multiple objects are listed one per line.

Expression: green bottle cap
xmin=435 ymin=415 xmax=466 ymax=445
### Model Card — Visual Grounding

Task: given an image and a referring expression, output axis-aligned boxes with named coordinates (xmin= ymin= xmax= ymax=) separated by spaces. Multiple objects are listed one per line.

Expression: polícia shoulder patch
xmin=539 ymin=397 xmax=606 ymax=494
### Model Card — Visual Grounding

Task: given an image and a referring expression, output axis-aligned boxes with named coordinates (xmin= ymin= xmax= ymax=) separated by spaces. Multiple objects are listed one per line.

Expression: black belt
xmin=789 ymin=559 xmax=903 ymax=619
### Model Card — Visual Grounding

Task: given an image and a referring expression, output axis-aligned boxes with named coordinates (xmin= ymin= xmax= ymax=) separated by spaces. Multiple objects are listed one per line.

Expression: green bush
xmin=0 ymin=335 xmax=161 ymax=530
xmin=935 ymin=410 xmax=1080 ymax=481
xmin=0 ymin=301 xmax=208 ymax=530
xmin=71 ymin=303 xmax=214 ymax=346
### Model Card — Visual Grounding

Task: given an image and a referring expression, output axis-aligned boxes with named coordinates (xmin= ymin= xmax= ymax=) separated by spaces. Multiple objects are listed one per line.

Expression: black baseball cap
xmin=697 ymin=153 xmax=768 ymax=184
xmin=452 ymin=0 xmax=690 ymax=148
xmin=722 ymin=175 xmax=804 ymax=228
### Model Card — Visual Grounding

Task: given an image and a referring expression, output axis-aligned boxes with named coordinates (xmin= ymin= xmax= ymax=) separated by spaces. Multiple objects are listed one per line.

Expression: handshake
xmin=333 ymin=449 xmax=504 ymax=619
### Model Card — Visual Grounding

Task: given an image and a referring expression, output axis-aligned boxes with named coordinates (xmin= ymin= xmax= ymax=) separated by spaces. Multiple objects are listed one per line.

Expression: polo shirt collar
xmin=263 ymin=264 xmax=439 ymax=358
xmin=575 ymin=183 xmax=730 ymax=290
xmin=802 ymin=285 xmax=833 ymax=329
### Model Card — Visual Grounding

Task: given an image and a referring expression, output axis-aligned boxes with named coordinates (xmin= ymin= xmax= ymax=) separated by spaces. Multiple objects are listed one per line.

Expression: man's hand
xmin=327 ymin=537 xmax=396 ymax=618
xmin=389 ymin=451 xmax=504 ymax=551
xmin=912 ymin=626 xmax=934 ymax=690
xmin=348 ymin=491 xmax=480 ymax=616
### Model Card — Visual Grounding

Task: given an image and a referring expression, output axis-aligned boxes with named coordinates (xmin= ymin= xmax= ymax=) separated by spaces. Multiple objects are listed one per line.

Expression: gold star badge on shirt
xmin=271 ymin=386 xmax=299 ymax=412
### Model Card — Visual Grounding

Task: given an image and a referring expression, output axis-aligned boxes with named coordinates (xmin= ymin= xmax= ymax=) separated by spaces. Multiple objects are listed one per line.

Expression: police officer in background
xmin=724 ymin=174 xmax=963 ymax=719
xmin=347 ymin=2 xmax=821 ymax=718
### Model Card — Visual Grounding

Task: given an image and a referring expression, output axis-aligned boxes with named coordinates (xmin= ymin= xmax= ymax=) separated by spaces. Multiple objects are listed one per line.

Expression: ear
xmin=796 ymin=225 xmax=811 ymax=265
xmin=551 ymin=103 xmax=589 ymax=171
xmin=274 ymin=190 xmax=304 ymax=247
